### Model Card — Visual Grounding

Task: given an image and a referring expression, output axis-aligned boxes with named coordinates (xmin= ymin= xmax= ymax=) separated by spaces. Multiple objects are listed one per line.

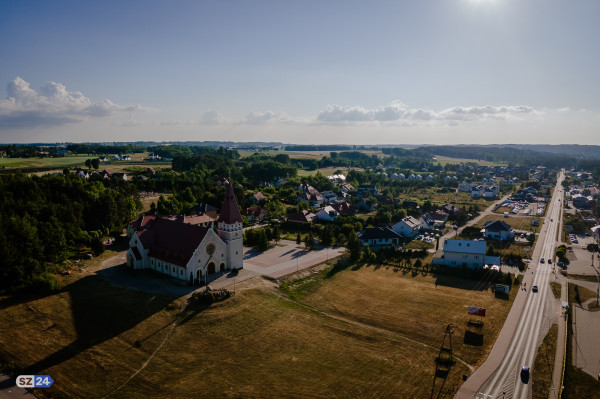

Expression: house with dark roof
xmin=248 ymin=191 xmax=267 ymax=204
xmin=483 ymin=220 xmax=515 ymax=241
xmin=287 ymin=210 xmax=316 ymax=225
xmin=126 ymin=183 xmax=243 ymax=284
xmin=357 ymin=227 xmax=401 ymax=250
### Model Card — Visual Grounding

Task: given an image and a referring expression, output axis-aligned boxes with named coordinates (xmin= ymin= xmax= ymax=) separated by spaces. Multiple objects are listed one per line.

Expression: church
xmin=126 ymin=183 xmax=243 ymax=284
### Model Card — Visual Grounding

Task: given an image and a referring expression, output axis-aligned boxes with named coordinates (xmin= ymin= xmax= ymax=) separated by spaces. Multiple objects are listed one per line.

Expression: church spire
xmin=218 ymin=182 xmax=243 ymax=224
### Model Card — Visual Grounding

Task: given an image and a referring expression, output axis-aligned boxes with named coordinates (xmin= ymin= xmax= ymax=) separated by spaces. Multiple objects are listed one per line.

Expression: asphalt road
xmin=0 ymin=374 xmax=38 ymax=399
xmin=457 ymin=172 xmax=565 ymax=399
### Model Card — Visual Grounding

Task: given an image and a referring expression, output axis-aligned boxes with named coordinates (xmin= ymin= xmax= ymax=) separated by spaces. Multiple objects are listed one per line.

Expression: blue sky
xmin=1 ymin=0 xmax=599 ymax=144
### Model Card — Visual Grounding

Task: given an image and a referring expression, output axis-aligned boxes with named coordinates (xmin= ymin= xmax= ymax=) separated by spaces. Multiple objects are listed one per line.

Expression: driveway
xmin=243 ymin=239 xmax=345 ymax=278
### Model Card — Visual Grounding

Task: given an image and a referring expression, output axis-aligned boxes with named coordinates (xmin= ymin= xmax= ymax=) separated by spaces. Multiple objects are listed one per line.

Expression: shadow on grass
xmin=463 ymin=330 xmax=484 ymax=346
xmin=22 ymin=274 xmax=177 ymax=375
xmin=434 ymin=273 xmax=492 ymax=291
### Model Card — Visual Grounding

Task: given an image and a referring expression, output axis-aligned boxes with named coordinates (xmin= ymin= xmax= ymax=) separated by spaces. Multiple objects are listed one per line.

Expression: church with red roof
xmin=126 ymin=183 xmax=243 ymax=284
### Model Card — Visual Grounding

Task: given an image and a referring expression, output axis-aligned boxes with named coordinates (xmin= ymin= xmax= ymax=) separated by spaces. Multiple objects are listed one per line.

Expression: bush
xmin=27 ymin=272 xmax=61 ymax=295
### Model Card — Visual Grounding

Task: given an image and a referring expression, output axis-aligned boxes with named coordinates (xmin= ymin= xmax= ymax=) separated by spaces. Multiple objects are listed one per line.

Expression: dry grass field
xmin=0 ymin=258 xmax=518 ymax=398
xmin=433 ymin=155 xmax=506 ymax=167
xmin=474 ymin=214 xmax=541 ymax=233
xmin=396 ymin=188 xmax=490 ymax=209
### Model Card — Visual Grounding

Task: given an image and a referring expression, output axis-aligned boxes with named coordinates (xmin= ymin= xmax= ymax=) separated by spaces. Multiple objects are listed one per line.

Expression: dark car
xmin=532 ymin=285 xmax=538 ymax=293
xmin=548 ymin=259 xmax=552 ymax=264
xmin=521 ymin=366 xmax=530 ymax=383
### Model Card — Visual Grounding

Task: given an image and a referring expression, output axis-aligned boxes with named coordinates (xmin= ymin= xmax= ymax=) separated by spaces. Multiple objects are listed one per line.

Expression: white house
xmin=315 ymin=205 xmax=339 ymax=222
xmin=483 ymin=220 xmax=515 ymax=241
xmin=458 ymin=182 xmax=474 ymax=192
xmin=126 ymin=183 xmax=243 ymax=284
xmin=392 ymin=216 xmax=421 ymax=238
xmin=433 ymin=239 xmax=500 ymax=269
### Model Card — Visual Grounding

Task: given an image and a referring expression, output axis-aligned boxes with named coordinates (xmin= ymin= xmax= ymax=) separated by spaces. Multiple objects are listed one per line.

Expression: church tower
xmin=218 ymin=182 xmax=244 ymax=269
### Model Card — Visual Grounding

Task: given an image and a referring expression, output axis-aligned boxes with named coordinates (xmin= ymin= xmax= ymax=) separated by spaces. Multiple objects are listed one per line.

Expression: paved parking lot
xmin=243 ymin=239 xmax=345 ymax=278
xmin=565 ymin=235 xmax=598 ymax=275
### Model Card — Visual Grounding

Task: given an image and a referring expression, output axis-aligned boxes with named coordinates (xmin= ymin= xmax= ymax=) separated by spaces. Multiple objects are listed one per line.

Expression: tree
xmin=347 ymin=230 xmax=361 ymax=261
xmin=272 ymin=225 xmax=281 ymax=243
xmin=91 ymin=158 xmax=100 ymax=169
xmin=296 ymin=232 xmax=302 ymax=245
xmin=85 ymin=159 xmax=92 ymax=169
xmin=361 ymin=244 xmax=371 ymax=261
xmin=256 ymin=229 xmax=269 ymax=252
xmin=304 ymin=232 xmax=315 ymax=250
xmin=91 ymin=236 xmax=105 ymax=256
xmin=320 ymin=226 xmax=333 ymax=246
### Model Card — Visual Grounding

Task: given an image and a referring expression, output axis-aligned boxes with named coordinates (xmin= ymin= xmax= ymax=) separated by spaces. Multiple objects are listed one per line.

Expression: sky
xmin=1 ymin=0 xmax=599 ymax=145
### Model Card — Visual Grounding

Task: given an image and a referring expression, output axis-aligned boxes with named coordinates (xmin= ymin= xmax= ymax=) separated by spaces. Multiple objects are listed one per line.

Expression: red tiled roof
xmin=218 ymin=183 xmax=243 ymax=224
xmin=137 ymin=218 xmax=210 ymax=267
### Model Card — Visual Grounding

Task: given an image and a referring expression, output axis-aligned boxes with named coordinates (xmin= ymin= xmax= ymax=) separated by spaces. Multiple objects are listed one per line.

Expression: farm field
xmin=238 ymin=149 xmax=385 ymax=160
xmin=0 ymin=259 xmax=517 ymax=398
xmin=0 ymin=155 xmax=92 ymax=169
xmin=433 ymin=155 xmax=507 ymax=167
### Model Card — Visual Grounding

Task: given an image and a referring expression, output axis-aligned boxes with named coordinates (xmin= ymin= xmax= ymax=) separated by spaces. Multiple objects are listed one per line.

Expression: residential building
xmin=433 ymin=239 xmax=500 ymax=269
xmin=392 ymin=216 xmax=421 ymax=237
xmin=357 ymin=227 xmax=401 ymax=250
xmin=483 ymin=220 xmax=515 ymax=241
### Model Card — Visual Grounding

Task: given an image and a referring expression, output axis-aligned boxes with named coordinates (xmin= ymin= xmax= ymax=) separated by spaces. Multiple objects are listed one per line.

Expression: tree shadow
xmin=463 ymin=330 xmax=484 ymax=346
xmin=22 ymin=274 xmax=176 ymax=375
xmin=434 ymin=273 xmax=492 ymax=291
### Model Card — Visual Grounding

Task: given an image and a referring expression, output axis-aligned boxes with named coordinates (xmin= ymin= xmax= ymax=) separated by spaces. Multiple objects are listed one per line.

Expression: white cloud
xmin=316 ymin=102 xmax=538 ymax=124
xmin=241 ymin=110 xmax=296 ymax=125
xmin=0 ymin=77 xmax=151 ymax=128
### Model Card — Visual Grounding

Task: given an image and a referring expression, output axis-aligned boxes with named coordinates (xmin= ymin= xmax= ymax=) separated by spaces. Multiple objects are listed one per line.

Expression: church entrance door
xmin=207 ymin=262 xmax=215 ymax=274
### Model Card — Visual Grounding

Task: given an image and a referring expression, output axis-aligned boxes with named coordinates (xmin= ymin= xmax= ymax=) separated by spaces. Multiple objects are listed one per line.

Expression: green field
xmin=0 ymin=155 xmax=92 ymax=169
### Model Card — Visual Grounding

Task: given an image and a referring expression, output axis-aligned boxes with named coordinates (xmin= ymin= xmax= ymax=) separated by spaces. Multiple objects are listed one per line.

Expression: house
xmin=126 ymin=182 xmax=243 ymax=284
xmin=433 ymin=239 xmax=500 ymax=269
xmin=315 ymin=206 xmax=339 ymax=222
xmin=340 ymin=183 xmax=355 ymax=194
xmin=243 ymin=206 xmax=268 ymax=223
xmin=483 ymin=220 xmax=515 ymax=241
xmin=357 ymin=184 xmax=378 ymax=198
xmin=355 ymin=198 xmax=376 ymax=212
xmin=426 ymin=211 xmax=449 ymax=228
xmin=100 ymin=169 xmax=113 ymax=179
xmin=458 ymin=182 xmax=474 ymax=192
xmin=392 ymin=216 xmax=421 ymax=238
xmin=287 ymin=210 xmax=317 ymax=225
xmin=146 ymin=167 xmax=156 ymax=176
xmin=330 ymin=201 xmax=357 ymax=216
xmin=357 ymin=228 xmax=401 ymax=250
xmin=248 ymin=192 xmax=267 ymax=204
xmin=440 ymin=204 xmax=462 ymax=216
xmin=297 ymin=191 xmax=325 ymax=207
xmin=112 ymin=172 xmax=128 ymax=181
xmin=321 ymin=190 xmax=338 ymax=204
xmin=327 ymin=174 xmax=346 ymax=185
xmin=572 ymin=194 xmax=593 ymax=209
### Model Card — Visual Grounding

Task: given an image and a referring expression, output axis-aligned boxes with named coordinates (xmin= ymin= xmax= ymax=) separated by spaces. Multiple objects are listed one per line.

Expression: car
xmin=521 ymin=366 xmax=530 ymax=383
xmin=540 ymin=258 xmax=545 ymax=263
xmin=532 ymin=285 xmax=538 ymax=293
xmin=548 ymin=259 xmax=552 ymax=264
xmin=551 ymin=218 xmax=553 ymax=222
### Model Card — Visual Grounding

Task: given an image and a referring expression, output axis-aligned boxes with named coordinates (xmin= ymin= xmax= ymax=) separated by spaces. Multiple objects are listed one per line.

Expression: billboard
xmin=468 ymin=306 xmax=486 ymax=317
